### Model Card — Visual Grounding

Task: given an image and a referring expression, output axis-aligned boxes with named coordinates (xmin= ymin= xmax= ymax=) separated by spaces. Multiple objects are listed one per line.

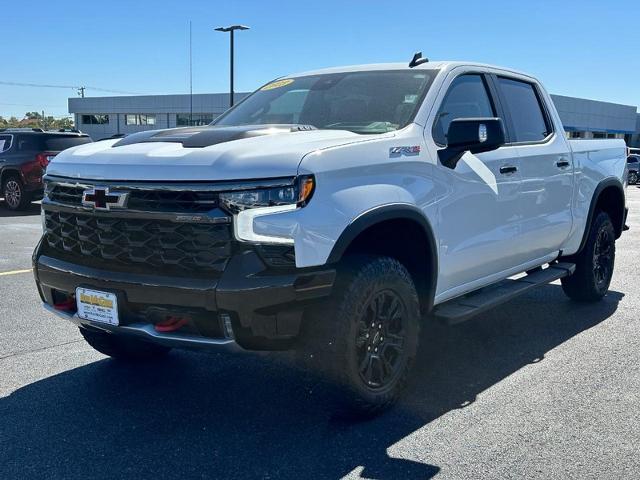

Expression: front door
xmin=429 ymin=73 xmax=523 ymax=299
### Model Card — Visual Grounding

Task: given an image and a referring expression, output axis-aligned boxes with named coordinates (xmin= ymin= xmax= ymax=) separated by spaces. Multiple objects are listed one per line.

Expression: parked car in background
xmin=627 ymin=155 xmax=639 ymax=185
xmin=0 ymin=128 xmax=92 ymax=210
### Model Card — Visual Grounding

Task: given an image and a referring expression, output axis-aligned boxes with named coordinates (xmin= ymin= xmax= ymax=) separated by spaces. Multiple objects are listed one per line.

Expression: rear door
xmin=493 ymin=75 xmax=574 ymax=261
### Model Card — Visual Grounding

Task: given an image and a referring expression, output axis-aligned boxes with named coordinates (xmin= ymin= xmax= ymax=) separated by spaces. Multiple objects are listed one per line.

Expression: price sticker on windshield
xmin=261 ymin=79 xmax=295 ymax=91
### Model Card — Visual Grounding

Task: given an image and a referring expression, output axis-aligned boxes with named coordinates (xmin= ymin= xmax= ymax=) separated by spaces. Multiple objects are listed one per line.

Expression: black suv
xmin=0 ymin=128 xmax=92 ymax=210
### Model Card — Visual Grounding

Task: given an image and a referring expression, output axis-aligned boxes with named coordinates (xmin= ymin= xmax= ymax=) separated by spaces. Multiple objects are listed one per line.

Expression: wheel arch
xmin=576 ymin=178 xmax=625 ymax=254
xmin=327 ymin=204 xmax=438 ymax=314
xmin=0 ymin=167 xmax=23 ymax=186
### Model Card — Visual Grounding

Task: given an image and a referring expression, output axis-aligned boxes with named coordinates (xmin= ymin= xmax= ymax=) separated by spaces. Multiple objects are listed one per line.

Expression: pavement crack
xmin=0 ymin=339 xmax=83 ymax=361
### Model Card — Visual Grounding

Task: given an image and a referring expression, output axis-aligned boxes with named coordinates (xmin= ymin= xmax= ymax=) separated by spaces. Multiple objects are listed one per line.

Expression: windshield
xmin=213 ymin=70 xmax=437 ymax=134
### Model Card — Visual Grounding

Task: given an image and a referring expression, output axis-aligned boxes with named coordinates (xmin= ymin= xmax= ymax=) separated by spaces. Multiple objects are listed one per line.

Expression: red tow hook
xmin=154 ymin=316 xmax=189 ymax=333
xmin=54 ymin=297 xmax=76 ymax=312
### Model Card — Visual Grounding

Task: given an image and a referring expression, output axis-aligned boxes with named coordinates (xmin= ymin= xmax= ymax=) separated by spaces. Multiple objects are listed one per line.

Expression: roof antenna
xmin=409 ymin=52 xmax=429 ymax=68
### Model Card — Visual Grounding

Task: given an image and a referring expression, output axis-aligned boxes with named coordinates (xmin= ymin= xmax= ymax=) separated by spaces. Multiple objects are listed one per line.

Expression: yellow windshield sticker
xmin=261 ymin=79 xmax=294 ymax=91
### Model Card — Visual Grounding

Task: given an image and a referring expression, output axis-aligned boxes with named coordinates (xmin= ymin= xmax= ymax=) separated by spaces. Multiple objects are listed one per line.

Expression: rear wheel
xmin=2 ymin=175 xmax=31 ymax=211
xmin=80 ymin=327 xmax=172 ymax=361
xmin=629 ymin=171 xmax=638 ymax=185
xmin=561 ymin=211 xmax=615 ymax=302
xmin=298 ymin=255 xmax=421 ymax=417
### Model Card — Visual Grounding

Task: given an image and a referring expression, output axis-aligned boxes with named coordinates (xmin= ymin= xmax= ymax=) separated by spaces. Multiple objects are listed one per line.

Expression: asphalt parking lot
xmin=1 ymin=191 xmax=639 ymax=480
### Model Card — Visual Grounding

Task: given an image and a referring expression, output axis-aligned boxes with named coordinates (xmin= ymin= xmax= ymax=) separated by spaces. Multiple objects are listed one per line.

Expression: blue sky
xmin=1 ymin=0 xmax=638 ymax=119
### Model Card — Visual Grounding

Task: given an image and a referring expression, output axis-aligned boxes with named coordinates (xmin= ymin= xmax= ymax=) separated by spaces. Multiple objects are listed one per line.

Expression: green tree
xmin=0 ymin=113 xmax=74 ymax=130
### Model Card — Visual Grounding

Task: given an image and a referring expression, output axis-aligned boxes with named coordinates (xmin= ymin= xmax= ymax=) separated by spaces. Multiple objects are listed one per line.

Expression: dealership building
xmin=68 ymin=92 xmax=640 ymax=146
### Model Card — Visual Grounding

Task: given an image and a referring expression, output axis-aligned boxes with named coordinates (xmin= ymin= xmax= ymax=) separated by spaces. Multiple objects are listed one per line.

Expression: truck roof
xmin=287 ymin=61 xmax=536 ymax=80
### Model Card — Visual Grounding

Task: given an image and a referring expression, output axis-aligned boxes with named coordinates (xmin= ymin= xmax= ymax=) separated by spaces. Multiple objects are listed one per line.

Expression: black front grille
xmin=127 ymin=190 xmax=218 ymax=212
xmin=47 ymin=185 xmax=83 ymax=205
xmin=47 ymin=185 xmax=219 ymax=213
xmin=44 ymin=211 xmax=232 ymax=274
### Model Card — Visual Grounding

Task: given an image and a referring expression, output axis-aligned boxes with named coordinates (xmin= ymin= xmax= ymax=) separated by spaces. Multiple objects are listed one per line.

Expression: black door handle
xmin=500 ymin=165 xmax=518 ymax=175
xmin=556 ymin=160 xmax=571 ymax=168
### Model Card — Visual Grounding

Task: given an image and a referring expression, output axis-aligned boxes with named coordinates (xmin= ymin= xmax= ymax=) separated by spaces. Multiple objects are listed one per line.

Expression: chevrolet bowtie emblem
xmin=82 ymin=187 xmax=129 ymax=210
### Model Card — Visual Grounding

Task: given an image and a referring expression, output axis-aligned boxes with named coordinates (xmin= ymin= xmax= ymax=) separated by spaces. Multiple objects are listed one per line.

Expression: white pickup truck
xmin=34 ymin=58 xmax=628 ymax=415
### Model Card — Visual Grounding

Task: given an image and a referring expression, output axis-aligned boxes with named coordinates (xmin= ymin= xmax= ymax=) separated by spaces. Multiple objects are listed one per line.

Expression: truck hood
xmin=47 ymin=125 xmax=377 ymax=181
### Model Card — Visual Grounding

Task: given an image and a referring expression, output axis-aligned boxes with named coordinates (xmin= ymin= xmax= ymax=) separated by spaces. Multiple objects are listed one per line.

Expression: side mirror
xmin=438 ymin=118 xmax=505 ymax=169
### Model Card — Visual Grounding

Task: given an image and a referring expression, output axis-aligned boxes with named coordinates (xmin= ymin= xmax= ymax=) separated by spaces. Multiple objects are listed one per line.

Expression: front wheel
xmin=561 ymin=211 xmax=616 ymax=302
xmin=629 ymin=171 xmax=638 ymax=185
xmin=298 ymin=255 xmax=421 ymax=417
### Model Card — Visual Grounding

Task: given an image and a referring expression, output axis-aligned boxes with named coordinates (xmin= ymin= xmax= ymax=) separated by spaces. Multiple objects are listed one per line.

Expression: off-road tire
xmin=298 ymin=255 xmax=421 ymax=418
xmin=2 ymin=175 xmax=31 ymax=211
xmin=561 ymin=211 xmax=615 ymax=302
xmin=80 ymin=327 xmax=172 ymax=361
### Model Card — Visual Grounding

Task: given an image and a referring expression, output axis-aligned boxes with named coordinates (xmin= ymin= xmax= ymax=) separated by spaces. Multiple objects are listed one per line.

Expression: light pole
xmin=214 ymin=24 xmax=250 ymax=108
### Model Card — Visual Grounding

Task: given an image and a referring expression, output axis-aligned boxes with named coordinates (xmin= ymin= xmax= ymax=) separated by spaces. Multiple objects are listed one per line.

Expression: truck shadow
xmin=0 ymin=201 xmax=41 ymax=217
xmin=0 ymin=285 xmax=623 ymax=480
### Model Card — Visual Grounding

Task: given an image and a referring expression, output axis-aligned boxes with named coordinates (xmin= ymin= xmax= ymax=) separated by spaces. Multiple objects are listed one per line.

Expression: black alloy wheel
xmin=593 ymin=226 xmax=614 ymax=290
xmin=561 ymin=211 xmax=616 ymax=302
xmin=298 ymin=255 xmax=421 ymax=417
xmin=356 ymin=289 xmax=407 ymax=391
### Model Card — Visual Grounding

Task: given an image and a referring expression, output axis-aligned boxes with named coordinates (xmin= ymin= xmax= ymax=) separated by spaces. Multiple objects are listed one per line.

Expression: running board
xmin=432 ymin=263 xmax=576 ymax=325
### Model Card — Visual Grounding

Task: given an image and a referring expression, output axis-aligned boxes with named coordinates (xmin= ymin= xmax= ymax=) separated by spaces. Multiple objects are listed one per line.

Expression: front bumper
xmin=34 ymin=243 xmax=335 ymax=351
xmin=43 ymin=302 xmax=242 ymax=352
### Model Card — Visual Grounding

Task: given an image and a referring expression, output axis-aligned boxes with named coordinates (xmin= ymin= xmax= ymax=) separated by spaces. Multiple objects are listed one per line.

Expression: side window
xmin=433 ymin=74 xmax=495 ymax=146
xmin=0 ymin=135 xmax=12 ymax=152
xmin=18 ymin=137 xmax=43 ymax=152
xmin=497 ymin=77 xmax=551 ymax=143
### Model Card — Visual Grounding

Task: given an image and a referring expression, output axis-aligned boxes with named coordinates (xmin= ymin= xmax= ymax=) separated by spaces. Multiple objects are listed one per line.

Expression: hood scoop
xmin=112 ymin=124 xmax=317 ymax=148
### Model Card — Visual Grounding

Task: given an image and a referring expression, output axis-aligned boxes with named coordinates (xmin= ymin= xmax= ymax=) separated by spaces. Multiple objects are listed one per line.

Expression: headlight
xmin=221 ymin=175 xmax=315 ymax=245
xmin=219 ymin=175 xmax=314 ymax=213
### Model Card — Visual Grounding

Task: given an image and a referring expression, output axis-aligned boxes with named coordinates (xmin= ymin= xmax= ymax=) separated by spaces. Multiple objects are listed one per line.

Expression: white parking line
xmin=0 ymin=268 xmax=32 ymax=276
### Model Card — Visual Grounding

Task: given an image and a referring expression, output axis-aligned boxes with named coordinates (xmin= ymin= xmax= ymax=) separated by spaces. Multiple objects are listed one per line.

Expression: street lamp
xmin=214 ymin=24 xmax=250 ymax=108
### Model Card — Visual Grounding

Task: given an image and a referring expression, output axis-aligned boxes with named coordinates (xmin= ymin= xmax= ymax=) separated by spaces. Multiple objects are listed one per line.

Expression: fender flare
xmin=576 ymin=178 xmax=625 ymax=254
xmin=327 ymin=203 xmax=438 ymax=312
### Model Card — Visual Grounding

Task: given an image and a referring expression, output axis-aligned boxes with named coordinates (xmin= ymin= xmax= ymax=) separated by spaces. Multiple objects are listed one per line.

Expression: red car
xmin=0 ymin=128 xmax=92 ymax=210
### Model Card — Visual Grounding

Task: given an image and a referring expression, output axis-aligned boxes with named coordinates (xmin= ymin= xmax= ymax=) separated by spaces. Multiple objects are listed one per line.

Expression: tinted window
xmin=0 ymin=135 xmax=11 ymax=152
xmin=45 ymin=135 xmax=92 ymax=151
xmin=498 ymin=77 xmax=551 ymax=142
xmin=177 ymin=113 xmax=214 ymax=126
xmin=82 ymin=115 xmax=109 ymax=125
xmin=18 ymin=136 xmax=44 ymax=152
xmin=214 ymin=70 xmax=436 ymax=134
xmin=125 ymin=114 xmax=156 ymax=126
xmin=433 ymin=75 xmax=495 ymax=145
